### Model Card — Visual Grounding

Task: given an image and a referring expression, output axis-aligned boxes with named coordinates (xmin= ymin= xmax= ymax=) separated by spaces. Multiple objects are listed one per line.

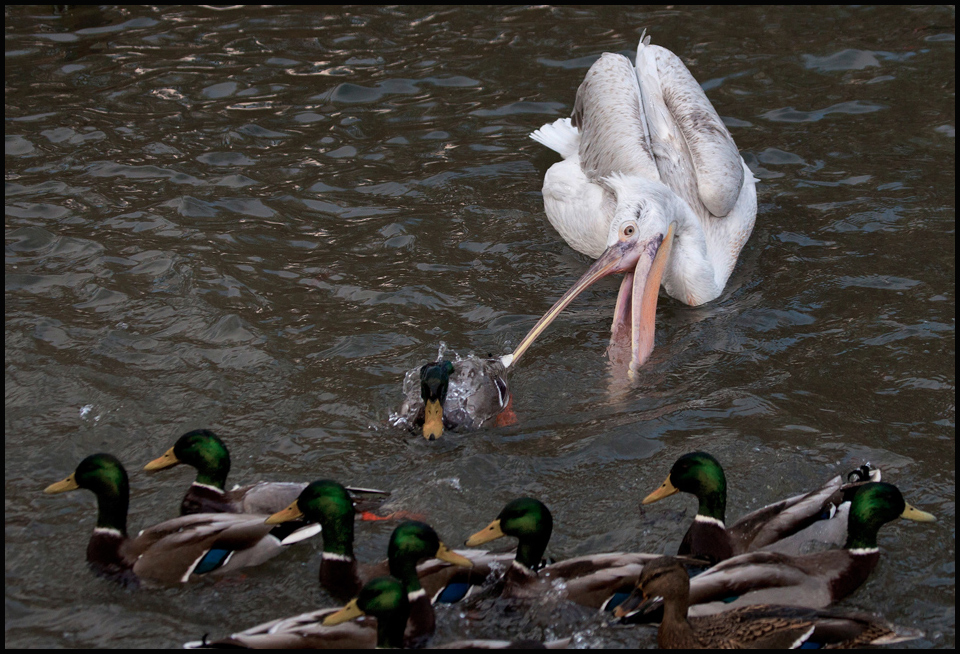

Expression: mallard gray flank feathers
xmin=144 ymin=429 xmax=389 ymax=515
xmin=643 ymin=452 xmax=881 ymax=563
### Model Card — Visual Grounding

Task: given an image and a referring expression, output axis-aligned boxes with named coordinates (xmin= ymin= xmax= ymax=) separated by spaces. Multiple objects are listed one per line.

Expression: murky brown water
xmin=6 ymin=5 xmax=954 ymax=648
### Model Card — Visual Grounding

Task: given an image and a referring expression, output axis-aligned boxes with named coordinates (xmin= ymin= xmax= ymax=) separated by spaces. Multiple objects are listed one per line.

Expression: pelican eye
xmin=621 ymin=224 xmax=636 ymax=238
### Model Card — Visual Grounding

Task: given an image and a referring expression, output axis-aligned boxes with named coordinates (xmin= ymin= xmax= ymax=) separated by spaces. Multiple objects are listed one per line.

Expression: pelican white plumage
xmin=502 ymin=34 xmax=757 ymax=373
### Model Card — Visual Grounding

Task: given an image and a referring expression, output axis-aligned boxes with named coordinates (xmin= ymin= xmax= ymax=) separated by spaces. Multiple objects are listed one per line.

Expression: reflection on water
xmin=5 ymin=4 xmax=954 ymax=649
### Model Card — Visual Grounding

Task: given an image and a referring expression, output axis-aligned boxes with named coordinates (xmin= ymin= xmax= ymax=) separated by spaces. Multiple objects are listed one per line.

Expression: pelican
xmin=501 ymin=34 xmax=757 ymax=373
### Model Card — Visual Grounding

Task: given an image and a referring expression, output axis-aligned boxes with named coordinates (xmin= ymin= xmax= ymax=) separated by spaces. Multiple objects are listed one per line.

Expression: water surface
xmin=5 ymin=5 xmax=954 ymax=648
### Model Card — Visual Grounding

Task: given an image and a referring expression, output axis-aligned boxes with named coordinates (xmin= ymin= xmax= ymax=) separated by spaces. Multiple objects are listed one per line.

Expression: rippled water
xmin=6 ymin=5 xmax=954 ymax=649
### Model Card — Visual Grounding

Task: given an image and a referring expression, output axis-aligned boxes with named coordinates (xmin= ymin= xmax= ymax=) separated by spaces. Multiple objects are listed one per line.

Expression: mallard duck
xmin=392 ymin=356 xmax=514 ymax=440
xmin=186 ymin=576 xmax=403 ymax=649
xmin=614 ymin=556 xmax=921 ymax=648
xmin=322 ymin=577 xmax=570 ymax=649
xmin=264 ymin=479 xmax=508 ymax=604
xmin=143 ymin=429 xmax=389 ymax=516
xmin=267 ymin=487 xmax=473 ymax=648
xmin=192 ymin=576 xmax=569 ymax=649
xmin=622 ymin=482 xmax=935 ymax=620
xmin=642 ymin=452 xmax=880 ymax=564
xmin=43 ymin=453 xmax=318 ymax=588
xmin=465 ymin=497 xmax=683 ymax=610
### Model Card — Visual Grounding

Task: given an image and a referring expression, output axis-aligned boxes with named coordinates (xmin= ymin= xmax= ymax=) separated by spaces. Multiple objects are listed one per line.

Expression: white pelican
xmin=502 ymin=35 xmax=757 ymax=373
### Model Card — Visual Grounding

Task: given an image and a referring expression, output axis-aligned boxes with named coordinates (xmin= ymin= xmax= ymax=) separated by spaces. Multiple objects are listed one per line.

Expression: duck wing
xmin=231 ymin=481 xmax=390 ymax=515
xmin=187 ymin=607 xmax=377 ymax=648
xmin=232 ymin=481 xmax=306 ymax=514
xmin=419 ymin=550 xmax=515 ymax=604
xmin=730 ymin=474 xmax=845 ymax=553
xmin=540 ymin=551 xmax=661 ymax=579
xmin=128 ymin=513 xmax=313 ymax=584
xmin=686 ymin=549 xmax=858 ymax=615
xmin=690 ymin=605 xmax=922 ymax=648
xmin=735 ymin=465 xmax=881 ymax=556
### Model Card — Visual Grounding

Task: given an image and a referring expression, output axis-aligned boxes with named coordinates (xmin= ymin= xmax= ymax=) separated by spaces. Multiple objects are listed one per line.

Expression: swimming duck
xmin=624 ymin=482 xmax=935 ymax=619
xmin=465 ymin=497 xmax=688 ymax=609
xmin=393 ymin=356 xmax=514 ymax=440
xmin=204 ymin=576 xmax=414 ymax=648
xmin=265 ymin=479 xmax=508 ymax=604
xmin=322 ymin=577 xmax=570 ymax=649
xmin=143 ymin=429 xmax=389 ymax=516
xmin=614 ymin=556 xmax=922 ymax=648
xmin=193 ymin=576 xmax=569 ymax=649
xmin=43 ymin=453 xmax=318 ymax=588
xmin=267 ymin=486 xmax=473 ymax=647
xmin=642 ymin=452 xmax=880 ymax=563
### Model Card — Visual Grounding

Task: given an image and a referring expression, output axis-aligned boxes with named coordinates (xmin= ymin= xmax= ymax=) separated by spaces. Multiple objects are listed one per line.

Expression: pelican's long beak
xmin=504 ymin=224 xmax=675 ymax=370
xmin=625 ymin=222 xmax=675 ymax=371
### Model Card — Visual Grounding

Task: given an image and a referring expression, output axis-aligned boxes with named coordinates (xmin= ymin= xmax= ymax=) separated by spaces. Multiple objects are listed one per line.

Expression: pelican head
xmin=603 ymin=173 xmax=677 ymax=248
xmin=506 ymin=174 xmax=676 ymax=373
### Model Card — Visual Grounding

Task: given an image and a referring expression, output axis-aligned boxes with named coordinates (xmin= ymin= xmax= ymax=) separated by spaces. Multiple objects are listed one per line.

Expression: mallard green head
xmin=291 ymin=479 xmax=356 ymax=523
xmin=419 ymin=361 xmax=454 ymax=440
xmin=356 ymin=575 xmax=408 ymax=616
xmin=45 ymin=453 xmax=130 ymax=534
xmin=845 ymin=482 xmax=936 ymax=550
xmin=266 ymin=479 xmax=356 ymax=556
xmin=323 ymin=576 xmax=409 ymax=648
xmin=144 ymin=429 xmax=230 ymax=489
xmin=387 ymin=521 xmax=472 ymax=591
xmin=466 ymin=497 xmax=553 ymax=570
xmin=643 ymin=452 xmax=727 ymax=521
